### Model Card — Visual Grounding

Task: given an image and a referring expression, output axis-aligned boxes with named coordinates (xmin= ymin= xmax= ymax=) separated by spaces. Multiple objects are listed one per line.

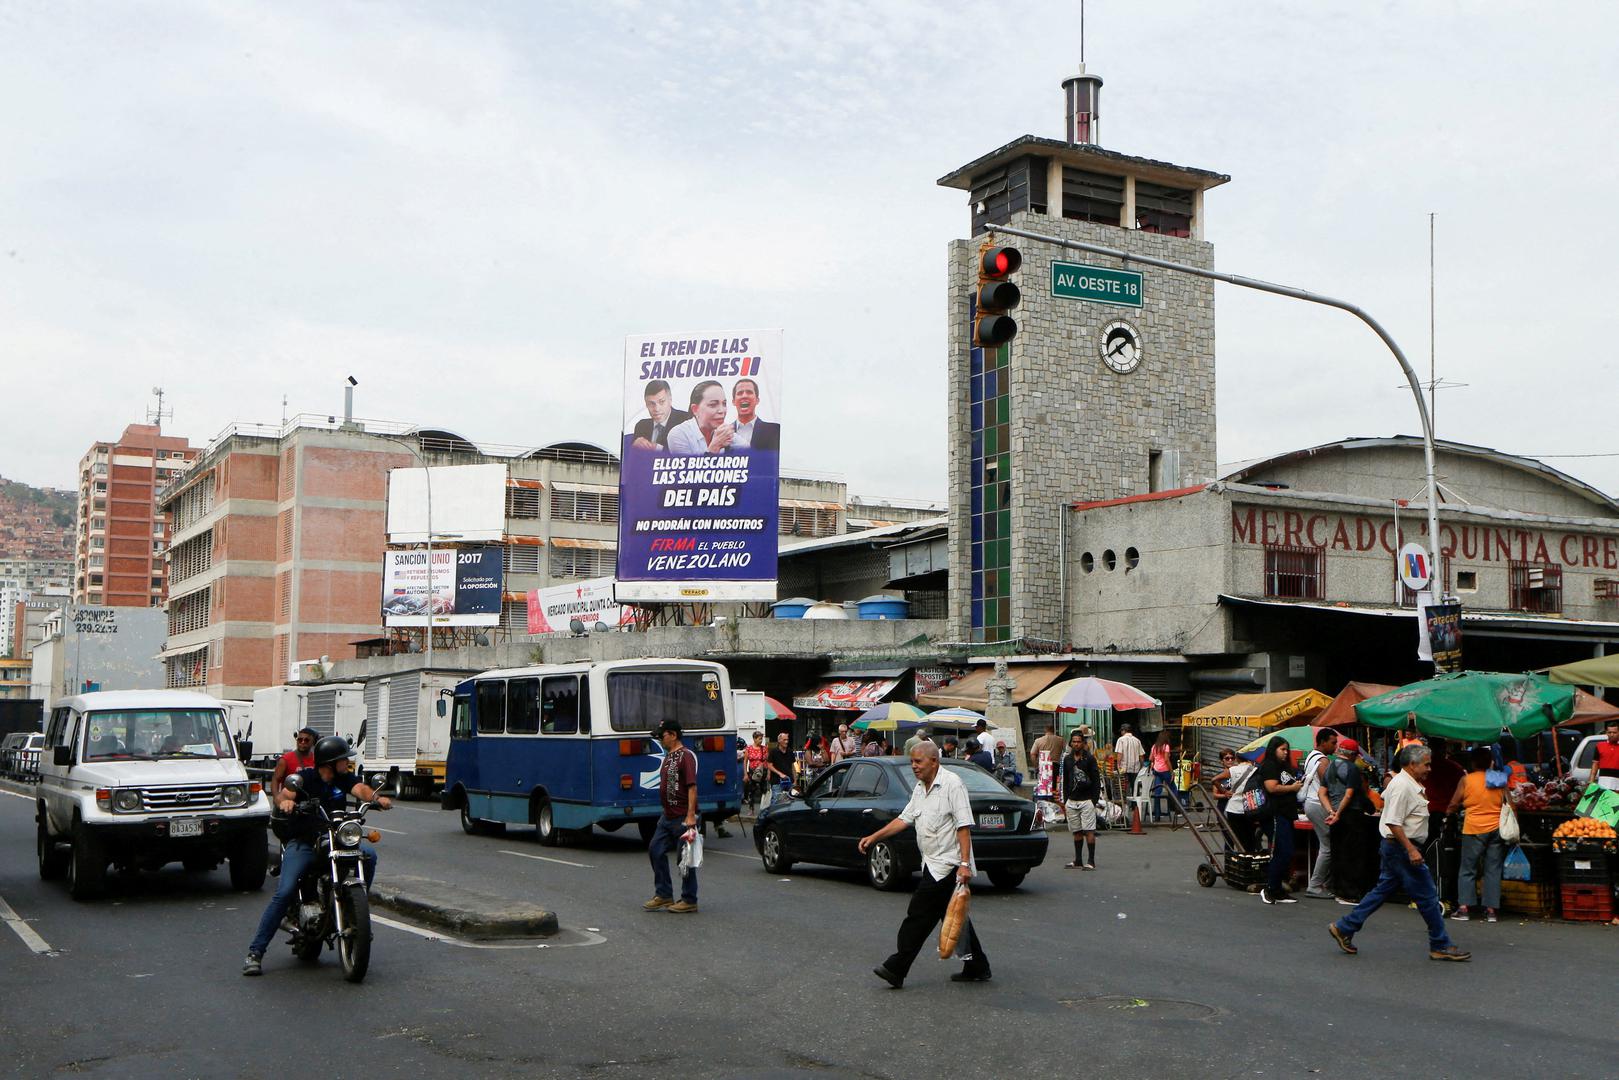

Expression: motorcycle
xmin=279 ymin=773 xmax=388 ymax=983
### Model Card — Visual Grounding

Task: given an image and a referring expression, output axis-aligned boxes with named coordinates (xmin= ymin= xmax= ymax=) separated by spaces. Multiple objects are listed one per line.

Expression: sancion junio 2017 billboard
xmin=381 ymin=545 xmax=502 ymax=626
xmin=615 ymin=329 xmax=783 ymax=603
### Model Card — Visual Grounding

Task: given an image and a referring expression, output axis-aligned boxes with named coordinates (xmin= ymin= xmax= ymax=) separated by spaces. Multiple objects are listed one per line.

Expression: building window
xmin=969 ymin=290 xmax=1012 ymax=643
xmin=1061 ymin=167 xmax=1124 ymax=225
xmin=1595 ymin=578 xmax=1619 ymax=602
xmin=1263 ymin=543 xmax=1326 ymax=600
xmin=168 ymin=586 xmax=212 ymax=635
xmin=505 ymin=486 xmax=542 ymax=519
xmin=549 ymin=487 xmax=619 ymax=524
xmin=1456 ymin=570 xmax=1478 ymax=593
xmin=89 ymin=573 xmax=103 ymax=586
xmin=503 ymin=544 xmax=542 ymax=575
xmin=1508 ymin=561 xmax=1562 ymax=614
xmin=164 ymin=646 xmax=209 ymax=689
xmin=550 ymin=546 xmax=613 ymax=579
xmin=778 ymin=505 xmax=839 ymax=538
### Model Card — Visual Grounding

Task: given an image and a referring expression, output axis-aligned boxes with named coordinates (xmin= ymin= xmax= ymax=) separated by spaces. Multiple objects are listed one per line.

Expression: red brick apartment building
xmin=158 ymin=424 xmax=412 ymax=697
xmin=74 ymin=424 xmax=197 ymax=607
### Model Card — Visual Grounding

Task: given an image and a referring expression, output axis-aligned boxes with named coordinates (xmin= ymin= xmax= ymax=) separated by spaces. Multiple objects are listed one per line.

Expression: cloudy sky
xmin=3 ymin=1 xmax=1616 ymax=504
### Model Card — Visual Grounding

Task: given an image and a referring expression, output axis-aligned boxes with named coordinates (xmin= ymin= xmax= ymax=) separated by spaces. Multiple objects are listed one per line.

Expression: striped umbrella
xmin=1028 ymin=676 xmax=1160 ymax=713
xmin=762 ymin=696 xmax=796 ymax=721
xmin=852 ymin=701 xmax=929 ymax=731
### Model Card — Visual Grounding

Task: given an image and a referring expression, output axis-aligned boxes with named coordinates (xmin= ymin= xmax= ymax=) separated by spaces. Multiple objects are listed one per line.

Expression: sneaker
xmin=1260 ymin=888 xmax=1277 ymax=905
xmin=1449 ymin=906 xmax=1471 ymax=922
xmin=643 ymin=896 xmax=673 ymax=911
xmin=1328 ymin=924 xmax=1357 ymax=955
xmin=667 ymin=900 xmax=698 ymax=914
xmin=1485 ymin=909 xmax=1498 ymax=924
xmin=1430 ymin=945 xmax=1471 ymax=962
xmin=1334 ymin=896 xmax=1358 ymax=906
xmin=715 ymin=827 xmax=732 ymax=838
xmin=1063 ymin=861 xmax=1084 ymax=869
xmin=241 ymin=952 xmax=263 ymax=976
xmin=1082 ymin=863 xmax=1096 ymax=871
xmin=1275 ymin=893 xmax=1299 ymax=904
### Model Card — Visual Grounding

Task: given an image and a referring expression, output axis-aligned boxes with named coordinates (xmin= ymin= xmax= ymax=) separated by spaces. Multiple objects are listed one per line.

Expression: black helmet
xmin=313 ymin=735 xmax=353 ymax=768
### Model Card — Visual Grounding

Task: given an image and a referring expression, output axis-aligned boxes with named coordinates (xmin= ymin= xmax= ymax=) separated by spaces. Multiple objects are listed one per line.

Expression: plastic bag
xmin=938 ymin=882 xmax=971 ymax=959
xmin=1502 ymin=844 xmax=1531 ymax=882
xmin=678 ymin=831 xmax=703 ymax=874
xmin=1498 ymin=800 xmax=1521 ymax=844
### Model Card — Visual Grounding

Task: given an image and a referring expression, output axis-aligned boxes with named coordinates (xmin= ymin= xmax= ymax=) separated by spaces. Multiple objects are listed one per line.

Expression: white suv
xmin=36 ymin=690 xmax=271 ymax=900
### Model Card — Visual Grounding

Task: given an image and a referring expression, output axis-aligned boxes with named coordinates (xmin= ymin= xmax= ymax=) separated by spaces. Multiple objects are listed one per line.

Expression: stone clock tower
xmin=938 ymin=65 xmax=1229 ymax=646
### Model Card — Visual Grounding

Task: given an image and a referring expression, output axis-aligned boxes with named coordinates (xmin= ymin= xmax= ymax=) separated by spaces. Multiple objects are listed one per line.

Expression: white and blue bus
xmin=442 ymin=658 xmax=740 ymax=844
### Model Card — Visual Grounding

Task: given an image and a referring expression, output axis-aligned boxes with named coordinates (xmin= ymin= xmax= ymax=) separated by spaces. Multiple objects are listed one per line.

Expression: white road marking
xmin=369 ymin=825 xmax=408 ymax=836
xmin=0 ymin=787 xmax=35 ymax=801
xmin=372 ymin=913 xmax=605 ymax=949
xmin=499 ymin=848 xmax=594 ymax=869
xmin=0 ymin=894 xmax=55 ymax=956
xmin=704 ymin=849 xmax=756 ymax=860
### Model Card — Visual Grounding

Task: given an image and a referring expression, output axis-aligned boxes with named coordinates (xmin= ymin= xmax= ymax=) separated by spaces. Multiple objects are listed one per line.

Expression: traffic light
xmin=974 ymin=245 xmax=1022 ymax=347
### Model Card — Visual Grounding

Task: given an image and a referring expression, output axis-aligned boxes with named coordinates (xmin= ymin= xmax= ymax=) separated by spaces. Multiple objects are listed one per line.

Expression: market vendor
xmin=1595 ymin=719 xmax=1619 ymax=792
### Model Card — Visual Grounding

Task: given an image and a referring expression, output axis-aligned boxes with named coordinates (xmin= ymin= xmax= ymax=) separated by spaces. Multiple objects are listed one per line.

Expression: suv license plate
xmin=171 ymin=819 xmax=203 ymax=838
xmin=977 ymin=814 xmax=1005 ymax=830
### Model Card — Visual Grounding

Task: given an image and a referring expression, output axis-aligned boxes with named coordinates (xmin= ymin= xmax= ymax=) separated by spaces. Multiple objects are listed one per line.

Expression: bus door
xmin=536 ymin=673 xmax=592 ymax=829
xmin=445 ymin=687 xmax=478 ymax=795
xmin=471 ymin=678 xmax=508 ymax=819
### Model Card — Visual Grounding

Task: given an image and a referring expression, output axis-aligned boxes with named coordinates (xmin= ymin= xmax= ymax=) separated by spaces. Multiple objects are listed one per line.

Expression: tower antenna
xmin=1081 ymin=0 xmax=1086 ymax=63
xmin=147 ymin=386 xmax=172 ymax=430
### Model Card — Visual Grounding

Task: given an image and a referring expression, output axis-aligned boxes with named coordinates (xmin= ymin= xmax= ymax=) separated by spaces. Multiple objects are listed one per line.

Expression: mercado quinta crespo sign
xmin=1231 ymin=507 xmax=1619 ymax=569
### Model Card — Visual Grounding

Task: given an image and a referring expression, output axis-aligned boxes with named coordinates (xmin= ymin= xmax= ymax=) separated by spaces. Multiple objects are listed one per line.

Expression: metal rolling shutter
xmin=386 ymin=677 xmax=418 ymax=760
xmin=363 ymin=681 xmax=382 ymax=757
xmin=306 ymin=690 xmax=337 ymax=736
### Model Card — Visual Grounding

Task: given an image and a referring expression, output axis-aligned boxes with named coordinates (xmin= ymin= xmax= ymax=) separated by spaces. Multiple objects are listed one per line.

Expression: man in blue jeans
xmin=644 ymin=719 xmax=700 ymax=914
xmin=1329 ymin=744 xmax=1470 ymax=962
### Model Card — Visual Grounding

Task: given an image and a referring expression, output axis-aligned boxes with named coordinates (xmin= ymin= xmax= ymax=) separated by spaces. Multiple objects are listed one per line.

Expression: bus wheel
xmin=534 ymin=800 xmax=560 ymax=847
xmin=637 ymin=820 xmax=656 ymax=847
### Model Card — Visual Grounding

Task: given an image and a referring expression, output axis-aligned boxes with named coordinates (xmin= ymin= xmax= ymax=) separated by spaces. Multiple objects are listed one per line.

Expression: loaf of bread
xmin=939 ymin=883 xmax=971 ymax=958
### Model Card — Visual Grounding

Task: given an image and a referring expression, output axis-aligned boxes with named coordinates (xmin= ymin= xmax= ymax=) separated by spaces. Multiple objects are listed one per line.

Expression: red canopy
xmin=1316 ymin=682 xmax=1397 ymax=728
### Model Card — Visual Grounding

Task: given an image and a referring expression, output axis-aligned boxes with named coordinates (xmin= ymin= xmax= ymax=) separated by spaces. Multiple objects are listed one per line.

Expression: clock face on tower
xmin=1100 ymin=321 xmax=1142 ymax=374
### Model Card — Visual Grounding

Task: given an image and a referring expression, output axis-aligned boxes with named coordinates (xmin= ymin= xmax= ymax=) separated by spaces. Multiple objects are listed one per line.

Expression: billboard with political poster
xmin=526 ymin=577 xmax=630 ymax=634
xmin=615 ymin=329 xmax=783 ymax=602
xmin=381 ymin=545 xmax=503 ymax=626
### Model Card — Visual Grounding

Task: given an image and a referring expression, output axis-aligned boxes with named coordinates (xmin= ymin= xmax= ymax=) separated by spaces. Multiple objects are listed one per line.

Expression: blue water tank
xmin=771 ymin=597 xmax=815 ymax=619
xmin=856 ymin=595 xmax=910 ymax=620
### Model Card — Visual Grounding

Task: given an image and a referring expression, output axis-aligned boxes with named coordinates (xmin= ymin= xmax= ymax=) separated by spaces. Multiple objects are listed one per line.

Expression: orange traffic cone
xmin=1130 ymin=802 xmax=1144 ymax=835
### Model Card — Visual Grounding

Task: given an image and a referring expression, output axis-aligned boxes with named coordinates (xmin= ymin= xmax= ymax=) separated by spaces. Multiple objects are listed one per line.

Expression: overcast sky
xmin=3 ymin=1 xmax=1616 ymax=505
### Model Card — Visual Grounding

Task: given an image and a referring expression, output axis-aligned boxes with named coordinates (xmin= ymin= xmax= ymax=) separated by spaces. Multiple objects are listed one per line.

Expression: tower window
xmin=1061 ymin=167 xmax=1124 ymax=226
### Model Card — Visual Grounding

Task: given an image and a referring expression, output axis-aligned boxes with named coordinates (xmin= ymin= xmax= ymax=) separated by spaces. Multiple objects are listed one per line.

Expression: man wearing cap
xmin=270 ymin=727 xmax=318 ymax=798
xmin=1325 ymin=737 xmax=1376 ymax=903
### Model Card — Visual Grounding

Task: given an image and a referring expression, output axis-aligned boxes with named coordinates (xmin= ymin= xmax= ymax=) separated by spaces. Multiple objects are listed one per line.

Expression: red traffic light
xmin=980 ymin=246 xmax=1022 ymax=278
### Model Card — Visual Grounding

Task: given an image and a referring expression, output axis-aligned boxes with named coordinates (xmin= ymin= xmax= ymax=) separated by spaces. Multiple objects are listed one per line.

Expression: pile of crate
xmin=1554 ymin=840 xmax=1615 ymax=922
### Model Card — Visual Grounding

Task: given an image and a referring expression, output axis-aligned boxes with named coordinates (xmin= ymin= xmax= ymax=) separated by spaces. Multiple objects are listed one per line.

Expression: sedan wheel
xmin=867 ymin=840 xmax=906 ymax=891
xmin=986 ymin=867 xmax=1027 ymax=890
xmin=760 ymin=827 xmax=793 ymax=874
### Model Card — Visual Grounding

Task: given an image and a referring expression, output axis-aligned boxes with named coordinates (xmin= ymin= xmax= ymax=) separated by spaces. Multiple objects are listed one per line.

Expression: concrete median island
xmin=370 ymin=874 xmax=559 ymax=938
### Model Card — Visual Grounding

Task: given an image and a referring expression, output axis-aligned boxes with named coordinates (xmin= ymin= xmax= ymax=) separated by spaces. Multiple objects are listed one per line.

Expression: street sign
xmin=1051 ymin=261 xmax=1143 ymax=308
xmin=1397 ymin=542 xmax=1432 ymax=591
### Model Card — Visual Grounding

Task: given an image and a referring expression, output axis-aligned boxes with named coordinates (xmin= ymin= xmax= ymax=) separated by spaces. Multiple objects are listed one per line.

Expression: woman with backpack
xmin=1446 ymin=747 xmax=1505 ymax=923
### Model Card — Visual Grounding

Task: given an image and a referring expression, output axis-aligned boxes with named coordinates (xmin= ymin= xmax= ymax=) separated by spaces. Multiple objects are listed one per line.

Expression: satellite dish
xmin=473 ymin=632 xmax=490 ymax=647
xmin=569 ymin=618 xmax=586 ymax=636
xmin=592 ymin=621 xmax=608 ymax=634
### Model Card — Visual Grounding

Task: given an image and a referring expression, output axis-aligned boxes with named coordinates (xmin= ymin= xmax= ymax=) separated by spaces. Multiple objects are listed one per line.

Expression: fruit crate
xmin=1551 ymin=836 xmax=1618 ymax=856
xmin=1518 ymin=811 xmax=1574 ymax=846
xmin=1560 ymin=883 xmax=1615 ymax=922
xmin=1557 ymin=851 xmax=1614 ymax=887
xmin=1497 ymin=879 xmax=1559 ymax=918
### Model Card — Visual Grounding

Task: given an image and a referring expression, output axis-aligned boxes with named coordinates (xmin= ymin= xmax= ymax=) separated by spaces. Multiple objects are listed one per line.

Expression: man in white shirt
xmin=1329 ymin=744 xmax=1470 ymax=962
xmin=860 ymin=743 xmax=990 ymax=987
xmin=1113 ymin=724 xmax=1145 ymax=795
xmin=1300 ymin=727 xmax=1339 ymax=898
xmin=828 ymin=723 xmax=858 ymax=764
xmin=727 ymin=377 xmax=780 ymax=451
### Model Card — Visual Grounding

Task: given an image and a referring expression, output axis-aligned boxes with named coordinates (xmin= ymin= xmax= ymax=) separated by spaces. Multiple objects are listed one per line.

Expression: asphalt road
xmin=1 ymin=782 xmax=1614 ymax=1079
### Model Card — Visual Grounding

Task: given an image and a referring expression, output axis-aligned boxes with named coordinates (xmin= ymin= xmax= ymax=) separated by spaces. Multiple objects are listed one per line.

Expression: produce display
xmin=1508 ymin=778 xmax=1582 ymax=811
xmin=1552 ymin=817 xmax=1617 ymax=852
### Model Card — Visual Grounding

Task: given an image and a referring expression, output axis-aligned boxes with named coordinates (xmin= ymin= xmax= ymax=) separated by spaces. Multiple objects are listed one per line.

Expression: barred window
xmin=779 ymin=505 xmax=839 ymax=537
xmin=503 ymin=544 xmax=542 ymax=575
xmin=550 ymin=487 xmax=619 ymax=523
xmin=506 ymin=486 xmax=542 ymax=519
xmin=168 ymin=586 xmax=212 ymax=636
xmin=169 ymin=530 xmax=213 ymax=587
xmin=550 ymin=546 xmax=614 ymax=578
xmin=164 ymin=646 xmax=209 ymax=689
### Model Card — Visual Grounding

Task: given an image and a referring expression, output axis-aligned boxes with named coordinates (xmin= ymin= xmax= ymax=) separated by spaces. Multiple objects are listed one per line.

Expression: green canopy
xmin=1547 ymin=653 xmax=1619 ymax=688
xmin=1354 ymin=671 xmax=1575 ymax=741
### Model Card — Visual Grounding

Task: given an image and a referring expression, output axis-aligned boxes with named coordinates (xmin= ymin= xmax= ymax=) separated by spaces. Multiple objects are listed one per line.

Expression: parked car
xmin=1569 ymin=733 xmax=1614 ymax=790
xmin=753 ymin=756 xmax=1048 ymax=890
xmin=14 ymin=732 xmax=44 ymax=779
xmin=1 ymin=732 xmax=26 ymax=777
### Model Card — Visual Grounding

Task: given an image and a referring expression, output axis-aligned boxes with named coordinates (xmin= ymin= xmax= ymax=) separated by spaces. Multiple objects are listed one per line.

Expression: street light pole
xmin=983 ymin=221 xmax=1444 ymax=594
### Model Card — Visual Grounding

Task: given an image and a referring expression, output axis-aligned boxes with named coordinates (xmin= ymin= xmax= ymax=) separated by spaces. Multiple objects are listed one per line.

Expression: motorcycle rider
xmin=243 ymin=735 xmax=391 ymax=976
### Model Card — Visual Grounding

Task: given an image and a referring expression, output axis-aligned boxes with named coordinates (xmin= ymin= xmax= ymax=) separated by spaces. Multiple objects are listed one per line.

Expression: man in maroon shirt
xmin=645 ymin=719 xmax=700 ymax=914
xmin=270 ymin=728 xmax=317 ymax=797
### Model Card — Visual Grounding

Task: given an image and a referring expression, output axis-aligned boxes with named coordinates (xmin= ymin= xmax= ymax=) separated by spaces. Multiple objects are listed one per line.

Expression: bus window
xmin=507 ymin=677 xmax=540 ymax=735
xmin=450 ymin=694 xmax=472 ymax=740
xmin=606 ymin=669 xmax=726 ymax=733
xmin=578 ymin=679 xmax=591 ymax=734
xmin=541 ymin=676 xmax=579 ymax=734
xmin=476 ymin=679 xmax=507 ymax=734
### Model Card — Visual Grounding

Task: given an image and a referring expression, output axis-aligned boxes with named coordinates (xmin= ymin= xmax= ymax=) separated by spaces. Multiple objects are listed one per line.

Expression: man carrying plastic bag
xmin=861 ymin=742 xmax=991 ymax=988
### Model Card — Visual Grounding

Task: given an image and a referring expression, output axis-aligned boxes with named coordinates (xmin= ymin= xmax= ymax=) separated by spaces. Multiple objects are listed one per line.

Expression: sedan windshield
xmin=82 ymin=709 xmax=233 ymax=761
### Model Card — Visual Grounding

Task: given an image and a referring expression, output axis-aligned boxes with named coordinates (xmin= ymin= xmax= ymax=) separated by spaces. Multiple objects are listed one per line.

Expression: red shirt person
xmin=1593 ymin=720 xmax=1619 ymax=791
xmin=271 ymin=728 xmax=318 ymax=796
xmin=644 ymin=719 xmax=701 ymax=913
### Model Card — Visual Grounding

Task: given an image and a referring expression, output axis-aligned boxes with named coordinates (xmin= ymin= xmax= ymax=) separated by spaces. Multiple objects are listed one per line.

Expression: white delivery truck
xmin=355 ymin=670 xmax=460 ymax=797
xmin=732 ymin=689 xmax=766 ymax=747
xmin=247 ymin=684 xmax=365 ymax=772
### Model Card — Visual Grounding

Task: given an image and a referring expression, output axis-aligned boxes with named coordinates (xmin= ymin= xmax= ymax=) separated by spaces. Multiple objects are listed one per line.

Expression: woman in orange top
xmin=1446 ymin=747 xmax=1506 ymax=922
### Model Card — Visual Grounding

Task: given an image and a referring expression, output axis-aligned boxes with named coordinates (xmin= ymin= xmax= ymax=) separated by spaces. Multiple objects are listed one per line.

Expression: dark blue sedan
xmin=752 ymin=756 xmax=1048 ymax=890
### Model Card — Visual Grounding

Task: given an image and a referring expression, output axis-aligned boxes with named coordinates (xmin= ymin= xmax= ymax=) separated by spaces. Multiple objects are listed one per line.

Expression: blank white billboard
xmin=387 ymin=463 xmax=507 ymax=544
